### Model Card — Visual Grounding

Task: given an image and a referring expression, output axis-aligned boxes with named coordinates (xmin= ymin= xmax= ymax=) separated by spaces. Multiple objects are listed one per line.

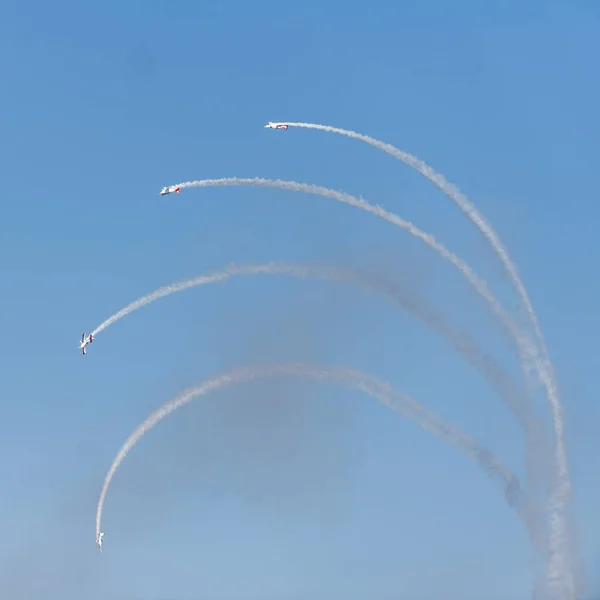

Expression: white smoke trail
xmin=167 ymin=176 xmax=565 ymax=594
xmin=281 ymin=122 xmax=573 ymax=596
xmin=282 ymin=122 xmax=548 ymax=364
xmin=89 ymin=260 xmax=549 ymax=490
xmin=170 ymin=177 xmax=540 ymax=385
xmin=96 ymin=362 xmax=542 ymax=553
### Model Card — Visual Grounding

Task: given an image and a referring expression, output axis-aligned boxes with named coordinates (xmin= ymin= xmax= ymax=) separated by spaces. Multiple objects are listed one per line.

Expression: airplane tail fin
xmin=176 ymin=187 xmax=180 ymax=193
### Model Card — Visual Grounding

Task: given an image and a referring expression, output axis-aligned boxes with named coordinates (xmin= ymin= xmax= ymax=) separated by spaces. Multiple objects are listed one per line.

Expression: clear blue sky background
xmin=0 ymin=1 xmax=598 ymax=599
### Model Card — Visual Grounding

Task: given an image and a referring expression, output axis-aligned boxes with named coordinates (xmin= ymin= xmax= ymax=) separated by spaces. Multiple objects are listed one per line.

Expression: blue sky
xmin=0 ymin=1 xmax=598 ymax=598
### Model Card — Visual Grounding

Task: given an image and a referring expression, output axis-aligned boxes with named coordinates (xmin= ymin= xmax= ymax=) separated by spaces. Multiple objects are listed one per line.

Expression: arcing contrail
xmin=280 ymin=121 xmax=573 ymax=597
xmin=281 ymin=122 xmax=548 ymax=364
xmin=165 ymin=176 xmax=569 ymax=595
xmin=169 ymin=177 xmax=540 ymax=388
xmin=89 ymin=260 xmax=549 ymax=492
xmin=96 ymin=362 xmax=542 ymax=554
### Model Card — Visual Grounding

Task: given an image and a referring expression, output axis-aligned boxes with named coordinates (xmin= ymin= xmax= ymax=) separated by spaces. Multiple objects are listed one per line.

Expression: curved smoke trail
xmin=89 ymin=261 xmax=549 ymax=488
xmin=96 ymin=362 xmax=542 ymax=554
xmin=282 ymin=122 xmax=548 ymax=363
xmin=170 ymin=177 xmax=540 ymax=389
xmin=280 ymin=122 xmax=572 ymax=597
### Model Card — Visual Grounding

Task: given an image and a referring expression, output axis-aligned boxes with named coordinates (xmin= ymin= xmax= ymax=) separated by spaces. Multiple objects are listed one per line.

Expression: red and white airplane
xmin=79 ymin=332 xmax=94 ymax=355
xmin=160 ymin=186 xmax=180 ymax=196
xmin=264 ymin=122 xmax=289 ymax=130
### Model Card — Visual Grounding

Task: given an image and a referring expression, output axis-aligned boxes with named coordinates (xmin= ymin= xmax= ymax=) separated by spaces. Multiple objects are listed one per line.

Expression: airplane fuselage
xmin=79 ymin=333 xmax=93 ymax=354
xmin=160 ymin=186 xmax=180 ymax=196
xmin=265 ymin=122 xmax=288 ymax=130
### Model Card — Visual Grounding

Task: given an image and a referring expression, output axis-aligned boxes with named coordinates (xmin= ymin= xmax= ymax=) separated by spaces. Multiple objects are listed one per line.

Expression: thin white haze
xmin=280 ymin=121 xmax=573 ymax=598
xmin=90 ymin=261 xmax=549 ymax=491
xmin=170 ymin=177 xmax=540 ymax=403
xmin=166 ymin=176 xmax=572 ymax=597
xmin=96 ymin=362 xmax=542 ymax=556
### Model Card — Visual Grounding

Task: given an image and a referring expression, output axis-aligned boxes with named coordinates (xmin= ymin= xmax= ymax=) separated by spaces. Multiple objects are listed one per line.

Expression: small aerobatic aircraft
xmin=96 ymin=532 xmax=104 ymax=553
xmin=160 ymin=186 xmax=181 ymax=196
xmin=79 ymin=332 xmax=94 ymax=355
xmin=264 ymin=122 xmax=289 ymax=130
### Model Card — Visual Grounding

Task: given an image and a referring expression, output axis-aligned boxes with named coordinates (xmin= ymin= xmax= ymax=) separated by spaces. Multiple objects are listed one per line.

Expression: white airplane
xmin=160 ymin=186 xmax=181 ymax=196
xmin=79 ymin=332 xmax=94 ymax=355
xmin=96 ymin=532 xmax=104 ymax=553
xmin=264 ymin=122 xmax=289 ymax=130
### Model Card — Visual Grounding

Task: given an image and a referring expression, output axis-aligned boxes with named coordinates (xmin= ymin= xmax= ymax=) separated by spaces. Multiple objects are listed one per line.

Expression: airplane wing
xmin=82 ymin=333 xmax=85 ymax=343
